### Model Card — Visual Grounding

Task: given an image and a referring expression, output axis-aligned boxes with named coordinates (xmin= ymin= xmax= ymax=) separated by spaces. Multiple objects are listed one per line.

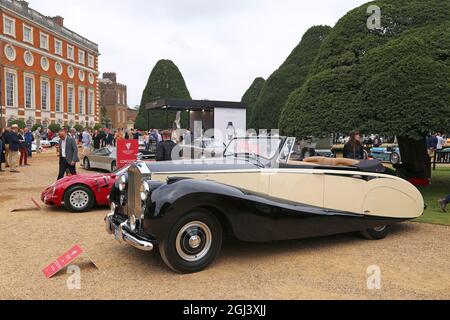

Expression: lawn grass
xmin=415 ymin=167 xmax=450 ymax=226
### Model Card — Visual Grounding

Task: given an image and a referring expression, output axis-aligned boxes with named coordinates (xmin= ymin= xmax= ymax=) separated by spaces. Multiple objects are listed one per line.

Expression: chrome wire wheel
xmin=69 ymin=190 xmax=90 ymax=209
xmin=175 ymin=221 xmax=212 ymax=262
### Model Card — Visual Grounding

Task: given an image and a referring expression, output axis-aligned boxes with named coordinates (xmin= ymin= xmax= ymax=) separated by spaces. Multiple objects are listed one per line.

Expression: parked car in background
xmin=84 ymin=147 xmax=154 ymax=173
xmin=370 ymin=145 xmax=401 ymax=165
xmin=41 ymin=165 xmax=130 ymax=212
xmin=40 ymin=140 xmax=51 ymax=148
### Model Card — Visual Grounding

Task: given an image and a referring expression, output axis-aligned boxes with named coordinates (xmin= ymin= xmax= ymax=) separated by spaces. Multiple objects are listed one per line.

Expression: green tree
xmin=135 ymin=59 xmax=191 ymax=130
xmin=241 ymin=77 xmax=265 ymax=128
xmin=48 ymin=123 xmax=61 ymax=133
xmin=280 ymin=0 xmax=450 ymax=179
xmin=249 ymin=25 xmax=332 ymax=130
xmin=7 ymin=119 xmax=26 ymax=129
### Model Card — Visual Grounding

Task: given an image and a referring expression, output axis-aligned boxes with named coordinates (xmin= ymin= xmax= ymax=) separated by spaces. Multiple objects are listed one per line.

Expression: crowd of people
xmin=0 ymin=123 xmax=195 ymax=176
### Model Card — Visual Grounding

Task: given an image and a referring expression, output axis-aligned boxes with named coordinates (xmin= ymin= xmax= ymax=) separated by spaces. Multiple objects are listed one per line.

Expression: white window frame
xmin=3 ymin=15 xmax=16 ymax=38
xmin=54 ymin=38 xmax=63 ymax=56
xmin=22 ymin=24 xmax=33 ymax=44
xmin=4 ymin=68 xmax=18 ymax=108
xmin=78 ymin=49 xmax=85 ymax=65
xmin=78 ymin=87 xmax=85 ymax=115
xmin=24 ymin=73 xmax=35 ymax=109
xmin=67 ymin=84 xmax=75 ymax=114
xmin=67 ymin=44 xmax=74 ymax=61
xmin=88 ymin=89 xmax=95 ymax=115
xmin=87 ymin=54 xmax=94 ymax=68
xmin=54 ymin=81 xmax=64 ymax=113
xmin=40 ymin=77 xmax=50 ymax=111
xmin=39 ymin=32 xmax=49 ymax=50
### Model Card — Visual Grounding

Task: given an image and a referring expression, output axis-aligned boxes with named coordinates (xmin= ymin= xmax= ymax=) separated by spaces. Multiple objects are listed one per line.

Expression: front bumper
xmin=105 ymin=213 xmax=155 ymax=252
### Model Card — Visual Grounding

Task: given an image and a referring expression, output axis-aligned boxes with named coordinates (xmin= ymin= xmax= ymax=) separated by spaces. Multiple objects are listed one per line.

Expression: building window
xmin=24 ymin=50 xmax=34 ymax=66
xmin=55 ymin=61 xmax=63 ymax=75
xmin=54 ymin=39 xmax=63 ymax=56
xmin=78 ymin=50 xmax=85 ymax=65
xmin=3 ymin=15 xmax=15 ymax=37
xmin=67 ymin=44 xmax=74 ymax=60
xmin=40 ymin=32 xmax=49 ymax=50
xmin=78 ymin=88 xmax=85 ymax=114
xmin=23 ymin=24 xmax=33 ymax=44
xmin=67 ymin=85 xmax=74 ymax=113
xmin=55 ymin=82 xmax=63 ymax=112
xmin=41 ymin=79 xmax=50 ymax=111
xmin=67 ymin=65 xmax=74 ymax=79
xmin=5 ymin=70 xmax=17 ymax=107
xmin=4 ymin=44 xmax=16 ymax=61
xmin=41 ymin=56 xmax=49 ymax=71
xmin=88 ymin=90 xmax=94 ymax=115
xmin=88 ymin=54 xmax=94 ymax=68
xmin=24 ymin=75 xmax=35 ymax=109
xmin=117 ymin=92 xmax=121 ymax=104
xmin=122 ymin=94 xmax=126 ymax=105
xmin=78 ymin=70 xmax=85 ymax=82
xmin=88 ymin=73 xmax=94 ymax=84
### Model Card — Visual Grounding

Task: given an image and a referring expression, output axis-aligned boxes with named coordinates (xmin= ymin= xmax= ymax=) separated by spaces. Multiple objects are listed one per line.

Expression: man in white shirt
xmin=57 ymin=130 xmax=79 ymax=180
xmin=436 ymin=133 xmax=444 ymax=151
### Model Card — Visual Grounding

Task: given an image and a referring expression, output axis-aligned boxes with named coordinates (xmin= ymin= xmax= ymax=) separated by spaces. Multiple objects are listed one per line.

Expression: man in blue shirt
xmin=24 ymin=128 xmax=34 ymax=158
xmin=8 ymin=124 xmax=20 ymax=173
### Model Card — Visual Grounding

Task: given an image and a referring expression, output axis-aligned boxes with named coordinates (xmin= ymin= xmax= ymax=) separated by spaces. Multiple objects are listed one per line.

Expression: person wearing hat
xmin=8 ymin=124 xmax=21 ymax=173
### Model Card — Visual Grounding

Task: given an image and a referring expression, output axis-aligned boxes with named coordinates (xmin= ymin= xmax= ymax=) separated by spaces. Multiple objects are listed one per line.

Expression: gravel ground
xmin=0 ymin=151 xmax=449 ymax=300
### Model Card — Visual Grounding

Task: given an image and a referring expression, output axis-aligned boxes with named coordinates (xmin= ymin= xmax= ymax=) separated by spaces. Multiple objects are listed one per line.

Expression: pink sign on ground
xmin=42 ymin=245 xmax=84 ymax=279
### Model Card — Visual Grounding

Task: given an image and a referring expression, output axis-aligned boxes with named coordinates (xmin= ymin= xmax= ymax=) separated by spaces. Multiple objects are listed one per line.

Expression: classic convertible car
xmin=41 ymin=165 xmax=130 ymax=212
xmin=105 ymin=136 xmax=424 ymax=273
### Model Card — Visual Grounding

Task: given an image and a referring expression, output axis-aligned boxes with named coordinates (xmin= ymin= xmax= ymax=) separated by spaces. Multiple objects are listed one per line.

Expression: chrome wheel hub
xmin=69 ymin=190 xmax=89 ymax=209
xmin=189 ymin=235 xmax=202 ymax=249
xmin=176 ymin=221 xmax=212 ymax=262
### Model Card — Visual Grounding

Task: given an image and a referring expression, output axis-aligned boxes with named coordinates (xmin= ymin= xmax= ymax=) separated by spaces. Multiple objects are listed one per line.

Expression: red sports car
xmin=41 ymin=166 xmax=129 ymax=212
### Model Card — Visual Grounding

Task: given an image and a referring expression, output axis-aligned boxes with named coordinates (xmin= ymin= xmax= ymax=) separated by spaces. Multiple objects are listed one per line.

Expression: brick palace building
xmin=0 ymin=0 xmax=100 ymax=128
xmin=99 ymin=72 xmax=129 ymax=129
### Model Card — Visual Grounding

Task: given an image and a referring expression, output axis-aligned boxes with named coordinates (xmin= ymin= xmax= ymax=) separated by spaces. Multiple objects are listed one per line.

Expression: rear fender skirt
xmin=143 ymin=179 xmax=405 ymax=242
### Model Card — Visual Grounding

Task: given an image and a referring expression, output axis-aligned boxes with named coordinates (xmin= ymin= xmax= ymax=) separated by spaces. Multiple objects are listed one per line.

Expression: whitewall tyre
xmin=159 ymin=210 xmax=223 ymax=273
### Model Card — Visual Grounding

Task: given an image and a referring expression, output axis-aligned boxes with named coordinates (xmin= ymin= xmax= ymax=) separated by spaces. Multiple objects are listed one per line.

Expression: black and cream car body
xmin=105 ymin=136 xmax=424 ymax=273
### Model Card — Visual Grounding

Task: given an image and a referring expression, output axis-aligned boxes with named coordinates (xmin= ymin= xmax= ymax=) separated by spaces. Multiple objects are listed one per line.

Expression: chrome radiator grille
xmin=127 ymin=165 xmax=142 ymax=219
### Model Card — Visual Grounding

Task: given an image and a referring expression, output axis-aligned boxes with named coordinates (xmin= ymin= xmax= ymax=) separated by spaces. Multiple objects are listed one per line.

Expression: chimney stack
xmin=52 ymin=16 xmax=64 ymax=27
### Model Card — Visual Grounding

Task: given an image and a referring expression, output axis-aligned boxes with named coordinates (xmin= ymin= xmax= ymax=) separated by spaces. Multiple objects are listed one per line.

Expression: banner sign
xmin=116 ymin=139 xmax=139 ymax=168
xmin=42 ymin=245 xmax=84 ymax=279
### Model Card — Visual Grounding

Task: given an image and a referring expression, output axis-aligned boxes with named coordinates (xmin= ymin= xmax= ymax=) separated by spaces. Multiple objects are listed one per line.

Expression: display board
xmin=116 ymin=139 xmax=139 ymax=168
xmin=213 ymin=108 xmax=246 ymax=145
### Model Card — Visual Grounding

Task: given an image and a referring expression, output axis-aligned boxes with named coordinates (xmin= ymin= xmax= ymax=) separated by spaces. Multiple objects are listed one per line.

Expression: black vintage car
xmin=106 ymin=136 xmax=423 ymax=273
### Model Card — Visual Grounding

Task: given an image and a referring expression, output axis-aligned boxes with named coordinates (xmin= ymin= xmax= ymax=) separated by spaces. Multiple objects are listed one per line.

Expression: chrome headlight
xmin=119 ymin=175 xmax=127 ymax=191
xmin=140 ymin=180 xmax=150 ymax=201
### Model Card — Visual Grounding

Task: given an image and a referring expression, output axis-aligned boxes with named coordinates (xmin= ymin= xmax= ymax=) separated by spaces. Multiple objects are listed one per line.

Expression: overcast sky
xmin=31 ymin=0 xmax=368 ymax=108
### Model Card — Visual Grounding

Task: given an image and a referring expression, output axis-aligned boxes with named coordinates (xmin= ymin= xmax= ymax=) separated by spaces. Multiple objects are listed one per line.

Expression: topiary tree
xmin=241 ymin=77 xmax=265 ymax=128
xmin=135 ymin=59 xmax=191 ymax=130
xmin=280 ymin=0 xmax=450 ymax=179
xmin=249 ymin=25 xmax=332 ymax=130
